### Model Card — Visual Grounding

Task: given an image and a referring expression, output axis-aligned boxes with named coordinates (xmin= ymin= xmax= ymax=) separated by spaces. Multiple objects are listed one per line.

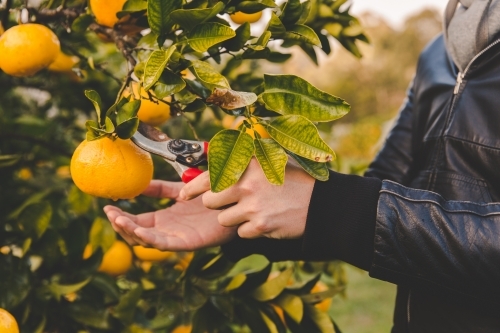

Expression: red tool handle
xmin=182 ymin=167 xmax=204 ymax=183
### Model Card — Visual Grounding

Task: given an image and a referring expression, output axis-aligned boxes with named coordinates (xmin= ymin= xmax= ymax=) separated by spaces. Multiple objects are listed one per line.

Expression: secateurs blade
xmin=131 ymin=122 xmax=208 ymax=183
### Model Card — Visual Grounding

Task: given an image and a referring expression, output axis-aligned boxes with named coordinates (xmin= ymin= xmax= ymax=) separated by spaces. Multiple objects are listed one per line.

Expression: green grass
xmin=329 ymin=265 xmax=397 ymax=333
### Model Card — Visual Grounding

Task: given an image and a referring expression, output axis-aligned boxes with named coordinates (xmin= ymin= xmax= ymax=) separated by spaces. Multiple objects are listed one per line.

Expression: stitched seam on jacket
xmin=422 ymin=135 xmax=500 ymax=151
xmin=380 ymin=189 xmax=500 ymax=217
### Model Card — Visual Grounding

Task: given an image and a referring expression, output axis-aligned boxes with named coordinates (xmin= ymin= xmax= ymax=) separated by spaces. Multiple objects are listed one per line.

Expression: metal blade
xmin=137 ymin=122 xmax=171 ymax=142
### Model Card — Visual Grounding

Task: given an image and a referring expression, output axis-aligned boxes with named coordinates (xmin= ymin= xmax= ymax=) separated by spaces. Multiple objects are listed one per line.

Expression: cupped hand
xmin=104 ymin=180 xmax=237 ymax=251
xmin=180 ymin=158 xmax=315 ymax=240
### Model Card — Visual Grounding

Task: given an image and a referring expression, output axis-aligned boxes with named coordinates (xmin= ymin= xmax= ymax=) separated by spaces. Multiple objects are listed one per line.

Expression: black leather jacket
xmin=365 ymin=34 xmax=500 ymax=332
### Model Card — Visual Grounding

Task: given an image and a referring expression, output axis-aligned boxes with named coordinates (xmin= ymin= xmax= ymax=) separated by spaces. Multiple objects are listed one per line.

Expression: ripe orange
xmin=173 ymin=252 xmax=193 ymax=271
xmin=0 ymin=24 xmax=60 ymax=77
xmin=48 ymin=51 xmax=79 ymax=72
xmin=90 ymin=0 xmax=127 ymax=28
xmin=124 ymin=82 xmax=172 ymax=127
xmin=70 ymin=137 xmax=153 ymax=200
xmin=229 ymin=11 xmax=263 ymax=24
xmin=83 ymin=241 xmax=133 ymax=276
xmin=171 ymin=324 xmax=192 ymax=333
xmin=0 ymin=308 xmax=19 ymax=333
xmin=311 ymin=281 xmax=332 ymax=312
xmin=222 ymin=115 xmax=235 ymax=129
xmin=233 ymin=116 xmax=271 ymax=139
xmin=133 ymin=245 xmax=175 ymax=262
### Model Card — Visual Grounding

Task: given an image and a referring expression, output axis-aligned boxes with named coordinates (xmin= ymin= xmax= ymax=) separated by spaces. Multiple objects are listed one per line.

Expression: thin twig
xmin=182 ymin=113 xmax=200 ymax=141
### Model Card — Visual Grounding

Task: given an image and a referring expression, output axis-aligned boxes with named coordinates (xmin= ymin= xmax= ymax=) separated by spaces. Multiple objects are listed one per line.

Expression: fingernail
xmin=179 ymin=190 xmax=186 ymax=200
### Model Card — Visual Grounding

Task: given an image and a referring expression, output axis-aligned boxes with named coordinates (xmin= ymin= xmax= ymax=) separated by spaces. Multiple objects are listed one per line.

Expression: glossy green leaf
xmin=170 ymin=2 xmax=225 ymax=29
xmin=206 ymin=88 xmax=257 ymax=109
xmin=280 ymin=0 xmax=302 ymax=25
xmin=288 ymin=151 xmax=329 ymax=181
xmin=208 ymin=129 xmax=254 ymax=192
xmin=71 ymin=14 xmax=93 ymax=33
xmin=68 ymin=185 xmax=93 ymax=215
xmin=227 ymin=254 xmax=269 ymax=277
xmin=305 ymin=304 xmax=335 ymax=333
xmin=183 ymin=99 xmax=207 ymax=112
xmin=343 ymin=23 xmax=364 ymax=37
xmin=84 ymin=90 xmax=104 ymax=125
xmin=48 ymin=277 xmax=91 ymax=301
xmin=143 ymin=46 xmax=176 ymax=90
xmin=266 ymin=12 xmax=286 ymax=37
xmin=67 ymin=304 xmax=112 ymax=329
xmin=187 ymin=23 xmax=236 ymax=53
xmin=284 ymin=24 xmax=321 ymax=46
xmin=260 ymin=310 xmax=279 ymax=333
xmin=297 ymin=0 xmax=312 ymax=24
xmin=0 ymin=256 xmax=31 ymax=308
xmin=90 ymin=273 xmax=121 ymax=301
xmin=268 ymin=52 xmax=292 ymax=63
xmin=254 ymin=138 xmax=287 ymax=185
xmin=224 ymin=22 xmax=251 ymax=52
xmin=89 ymin=217 xmax=116 ymax=253
xmin=147 ymin=0 xmax=181 ymax=45
xmin=274 ymin=293 xmax=303 ymax=323
xmin=251 ymin=268 xmax=293 ymax=301
xmin=0 ymin=154 xmax=21 ymax=167
xmin=18 ymin=201 xmax=52 ymax=239
xmin=190 ymin=60 xmax=230 ymax=89
xmin=235 ymin=0 xmax=276 ymax=13
xmin=112 ymin=285 xmax=143 ymax=325
xmin=115 ymin=117 xmax=140 ymax=139
xmin=254 ymin=31 xmax=272 ymax=50
xmin=266 ymin=115 xmax=335 ymax=162
xmin=154 ymin=70 xmax=186 ymax=98
xmin=121 ymin=0 xmax=147 ymax=13
xmin=261 ymin=74 xmax=350 ymax=122
xmin=225 ymin=273 xmax=247 ymax=292
xmin=8 ymin=189 xmax=52 ymax=219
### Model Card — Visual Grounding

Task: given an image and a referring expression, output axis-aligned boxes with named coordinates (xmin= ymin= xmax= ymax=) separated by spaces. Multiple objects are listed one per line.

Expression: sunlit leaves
xmin=89 ymin=217 xmax=116 ymax=253
xmin=143 ymin=45 xmax=176 ymax=90
xmin=68 ymin=185 xmax=93 ymax=215
xmin=84 ymin=90 xmax=104 ymax=125
xmin=288 ymin=151 xmax=329 ymax=181
xmin=274 ymin=293 xmax=304 ymax=323
xmin=154 ymin=70 xmax=186 ymax=98
xmin=208 ymin=130 xmax=254 ymax=192
xmin=147 ymin=0 xmax=181 ymax=45
xmin=47 ymin=277 xmax=92 ymax=301
xmin=170 ymin=2 xmax=225 ymax=29
xmin=190 ymin=60 xmax=230 ymax=89
xmin=251 ymin=268 xmax=293 ymax=301
xmin=254 ymin=138 xmax=287 ymax=185
xmin=284 ymin=24 xmax=321 ymax=46
xmin=261 ymin=74 xmax=350 ymax=122
xmin=187 ymin=23 xmax=236 ymax=53
xmin=18 ymin=201 xmax=52 ymax=239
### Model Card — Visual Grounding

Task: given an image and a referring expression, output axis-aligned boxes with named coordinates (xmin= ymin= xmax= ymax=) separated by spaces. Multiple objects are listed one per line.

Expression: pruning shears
xmin=131 ymin=122 xmax=208 ymax=183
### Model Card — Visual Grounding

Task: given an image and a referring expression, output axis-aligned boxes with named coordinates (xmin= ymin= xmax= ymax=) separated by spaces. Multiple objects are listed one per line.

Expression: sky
xmin=350 ymin=0 xmax=450 ymax=28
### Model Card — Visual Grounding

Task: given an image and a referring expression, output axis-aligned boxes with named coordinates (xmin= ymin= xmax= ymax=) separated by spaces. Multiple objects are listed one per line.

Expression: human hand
xmin=180 ymin=158 xmax=315 ymax=239
xmin=103 ymin=180 xmax=237 ymax=251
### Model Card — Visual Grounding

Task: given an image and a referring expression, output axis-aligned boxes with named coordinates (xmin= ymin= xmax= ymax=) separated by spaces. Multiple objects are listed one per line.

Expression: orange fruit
xmin=222 ymin=115 xmax=235 ymax=129
xmin=229 ymin=11 xmax=263 ymax=24
xmin=174 ymin=252 xmax=193 ymax=271
xmin=17 ymin=167 xmax=33 ymax=180
xmin=311 ymin=281 xmax=332 ymax=312
xmin=0 ymin=23 xmax=60 ymax=77
xmin=84 ymin=241 xmax=133 ymax=276
xmin=171 ymin=324 xmax=192 ymax=333
xmin=48 ymin=51 xmax=79 ymax=72
xmin=90 ymin=0 xmax=127 ymax=28
xmin=133 ymin=245 xmax=175 ymax=262
xmin=124 ymin=82 xmax=172 ymax=127
xmin=70 ymin=137 xmax=153 ymax=200
xmin=233 ymin=116 xmax=271 ymax=139
xmin=0 ymin=308 xmax=19 ymax=333
xmin=0 ymin=22 xmax=4 ymax=35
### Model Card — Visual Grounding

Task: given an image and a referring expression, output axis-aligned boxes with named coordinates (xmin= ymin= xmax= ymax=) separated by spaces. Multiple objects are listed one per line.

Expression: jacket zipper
xmin=453 ymin=38 xmax=500 ymax=94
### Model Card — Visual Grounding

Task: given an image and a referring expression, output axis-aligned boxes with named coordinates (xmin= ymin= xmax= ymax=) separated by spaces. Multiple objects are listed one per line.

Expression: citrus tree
xmin=0 ymin=0 xmax=367 ymax=332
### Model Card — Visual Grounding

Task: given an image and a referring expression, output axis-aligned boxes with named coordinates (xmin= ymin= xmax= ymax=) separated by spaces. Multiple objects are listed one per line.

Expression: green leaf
xmin=170 ymin=2 xmax=224 ymax=29
xmin=224 ymin=21 xmax=251 ymax=52
xmin=254 ymin=138 xmax=287 ymax=185
xmin=187 ymin=22 xmax=236 ymax=53
xmin=284 ymin=24 xmax=321 ymax=46
xmin=266 ymin=12 xmax=286 ymax=38
xmin=0 ymin=154 xmax=21 ymax=167
xmin=236 ymin=0 xmax=277 ymax=13
xmin=67 ymin=304 xmax=112 ymax=329
xmin=68 ymin=185 xmax=93 ymax=215
xmin=143 ymin=45 xmax=176 ymax=90
xmin=274 ymin=293 xmax=304 ymax=323
xmin=266 ymin=115 xmax=335 ymax=162
xmin=121 ymin=0 xmax=147 ymax=13
xmin=0 ymin=256 xmax=31 ymax=308
xmin=84 ymin=90 xmax=104 ymax=125
xmin=117 ymin=100 xmax=141 ymax=124
xmin=183 ymin=99 xmax=207 ymax=112
xmin=18 ymin=201 xmax=52 ymax=239
xmin=253 ymin=31 xmax=272 ymax=50
xmin=251 ymin=267 xmax=293 ymax=301
xmin=190 ymin=60 xmax=230 ymax=89
xmin=297 ymin=0 xmax=312 ymax=25
xmin=104 ymin=117 xmax=115 ymax=133
xmin=259 ymin=310 xmax=279 ymax=333
xmin=47 ymin=277 xmax=91 ymax=301
xmin=206 ymin=88 xmax=257 ymax=109
xmin=280 ymin=0 xmax=302 ymax=25
xmin=304 ymin=304 xmax=335 ymax=333
xmin=71 ymin=14 xmax=93 ymax=33
xmin=154 ymin=70 xmax=186 ymax=98
xmin=261 ymin=74 xmax=350 ymax=122
xmin=115 ymin=117 xmax=140 ymax=139
xmin=8 ymin=189 xmax=52 ymax=219
xmin=147 ymin=0 xmax=181 ymax=45
xmin=225 ymin=273 xmax=247 ymax=292
xmin=343 ymin=23 xmax=364 ymax=37
xmin=89 ymin=217 xmax=116 ymax=253
xmin=268 ymin=52 xmax=292 ymax=63
xmin=208 ymin=129 xmax=254 ymax=192
xmin=288 ymin=151 xmax=329 ymax=181
xmin=90 ymin=273 xmax=121 ymax=301
xmin=112 ymin=285 xmax=143 ymax=325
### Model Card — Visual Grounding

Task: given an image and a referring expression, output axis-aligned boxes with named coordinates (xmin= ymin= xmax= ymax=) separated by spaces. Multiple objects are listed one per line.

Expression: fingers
xmin=179 ymin=171 xmax=210 ymax=200
xmin=103 ymin=205 xmax=156 ymax=246
xmin=142 ymin=180 xmax=184 ymax=199
xmin=134 ymin=228 xmax=191 ymax=251
xmin=217 ymin=205 xmax=247 ymax=227
xmin=104 ymin=205 xmax=155 ymax=228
